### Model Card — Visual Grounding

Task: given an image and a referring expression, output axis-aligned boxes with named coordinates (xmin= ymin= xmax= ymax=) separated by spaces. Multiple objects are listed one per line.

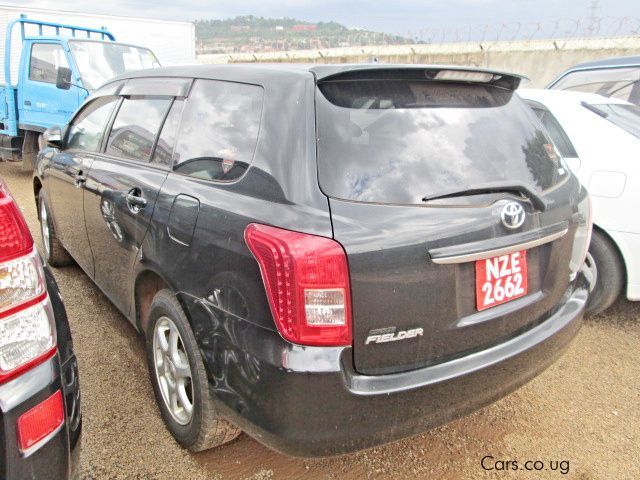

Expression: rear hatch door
xmin=315 ymin=68 xmax=585 ymax=375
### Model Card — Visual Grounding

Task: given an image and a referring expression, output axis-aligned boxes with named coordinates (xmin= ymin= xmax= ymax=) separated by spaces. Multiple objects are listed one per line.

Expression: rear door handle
xmin=24 ymin=100 xmax=32 ymax=106
xmin=74 ymin=171 xmax=86 ymax=188
xmin=126 ymin=189 xmax=147 ymax=213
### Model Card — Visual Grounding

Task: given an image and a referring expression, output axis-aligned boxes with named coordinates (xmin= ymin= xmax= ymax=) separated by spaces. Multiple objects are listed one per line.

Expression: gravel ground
xmin=2 ymin=161 xmax=639 ymax=479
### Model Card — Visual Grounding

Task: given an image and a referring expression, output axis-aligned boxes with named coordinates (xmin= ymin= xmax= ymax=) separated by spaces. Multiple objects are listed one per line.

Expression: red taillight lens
xmin=0 ymin=180 xmax=33 ymax=263
xmin=0 ymin=179 xmax=56 ymax=385
xmin=16 ymin=390 xmax=64 ymax=455
xmin=244 ymin=223 xmax=352 ymax=346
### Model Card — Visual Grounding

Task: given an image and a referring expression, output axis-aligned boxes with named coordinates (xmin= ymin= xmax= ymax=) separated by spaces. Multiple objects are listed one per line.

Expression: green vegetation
xmin=194 ymin=16 xmax=413 ymax=54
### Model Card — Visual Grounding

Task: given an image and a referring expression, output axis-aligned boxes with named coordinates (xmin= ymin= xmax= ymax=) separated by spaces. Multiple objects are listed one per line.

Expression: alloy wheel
xmin=153 ymin=316 xmax=194 ymax=425
xmin=40 ymin=200 xmax=50 ymax=258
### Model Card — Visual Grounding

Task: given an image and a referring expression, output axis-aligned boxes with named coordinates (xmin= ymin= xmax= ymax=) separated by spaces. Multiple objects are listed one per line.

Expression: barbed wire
xmin=403 ymin=16 xmax=640 ymax=44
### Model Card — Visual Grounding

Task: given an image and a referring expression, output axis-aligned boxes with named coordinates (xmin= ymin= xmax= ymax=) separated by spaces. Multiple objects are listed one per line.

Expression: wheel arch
xmin=133 ymin=266 xmax=195 ymax=334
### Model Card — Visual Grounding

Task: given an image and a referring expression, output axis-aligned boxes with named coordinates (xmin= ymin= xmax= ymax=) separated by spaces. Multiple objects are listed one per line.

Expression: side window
xmin=105 ymin=97 xmax=173 ymax=163
xmin=66 ymin=96 xmax=119 ymax=152
xmin=172 ymin=79 xmax=263 ymax=181
xmin=29 ymin=43 xmax=69 ymax=84
xmin=528 ymin=103 xmax=578 ymax=158
xmin=152 ymin=100 xmax=184 ymax=167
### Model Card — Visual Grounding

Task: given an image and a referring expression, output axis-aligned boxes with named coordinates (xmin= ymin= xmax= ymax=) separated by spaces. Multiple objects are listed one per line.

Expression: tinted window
xmin=66 ymin=96 xmax=119 ymax=152
xmin=152 ymin=100 xmax=184 ymax=167
xmin=316 ymin=80 xmax=567 ymax=205
xmin=528 ymin=103 xmax=578 ymax=158
xmin=105 ymin=97 xmax=172 ymax=162
xmin=29 ymin=43 xmax=69 ymax=84
xmin=173 ymin=79 xmax=263 ymax=181
xmin=590 ymin=103 xmax=640 ymax=140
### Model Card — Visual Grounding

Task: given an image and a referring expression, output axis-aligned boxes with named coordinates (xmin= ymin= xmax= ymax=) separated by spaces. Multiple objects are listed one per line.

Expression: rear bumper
xmin=194 ymin=276 xmax=588 ymax=457
xmin=0 ymin=355 xmax=82 ymax=479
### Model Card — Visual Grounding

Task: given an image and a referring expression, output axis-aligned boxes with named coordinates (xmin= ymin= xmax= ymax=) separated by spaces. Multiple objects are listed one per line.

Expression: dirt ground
xmin=1 ymin=161 xmax=638 ymax=479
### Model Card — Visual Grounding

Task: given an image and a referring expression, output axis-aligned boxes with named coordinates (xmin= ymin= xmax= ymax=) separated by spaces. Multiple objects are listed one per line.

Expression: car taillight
xmin=569 ymin=194 xmax=593 ymax=280
xmin=244 ymin=223 xmax=352 ymax=346
xmin=16 ymin=389 xmax=65 ymax=455
xmin=0 ymin=180 xmax=56 ymax=385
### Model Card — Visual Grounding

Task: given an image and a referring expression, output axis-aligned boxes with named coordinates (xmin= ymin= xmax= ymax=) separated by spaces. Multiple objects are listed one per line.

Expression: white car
xmin=518 ymin=89 xmax=640 ymax=314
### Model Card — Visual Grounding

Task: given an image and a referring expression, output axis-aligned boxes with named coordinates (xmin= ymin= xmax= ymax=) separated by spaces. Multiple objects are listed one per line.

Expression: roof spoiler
xmin=314 ymin=65 xmax=525 ymax=91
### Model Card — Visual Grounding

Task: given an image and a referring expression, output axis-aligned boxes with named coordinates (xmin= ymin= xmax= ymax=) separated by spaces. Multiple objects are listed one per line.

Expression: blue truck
xmin=0 ymin=15 xmax=160 ymax=169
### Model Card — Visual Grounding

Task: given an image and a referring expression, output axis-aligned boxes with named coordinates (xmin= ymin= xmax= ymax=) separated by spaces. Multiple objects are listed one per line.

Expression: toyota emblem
xmin=501 ymin=202 xmax=526 ymax=229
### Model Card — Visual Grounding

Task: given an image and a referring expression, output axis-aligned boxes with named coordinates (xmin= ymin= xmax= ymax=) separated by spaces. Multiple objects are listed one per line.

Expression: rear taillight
xmin=0 ymin=180 xmax=56 ymax=385
xmin=16 ymin=389 xmax=65 ymax=455
xmin=244 ymin=223 xmax=352 ymax=346
xmin=569 ymin=194 xmax=593 ymax=280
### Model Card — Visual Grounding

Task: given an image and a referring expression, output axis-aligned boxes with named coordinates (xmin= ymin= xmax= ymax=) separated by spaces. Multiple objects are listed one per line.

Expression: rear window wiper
xmin=581 ymin=101 xmax=609 ymax=118
xmin=421 ymin=182 xmax=548 ymax=211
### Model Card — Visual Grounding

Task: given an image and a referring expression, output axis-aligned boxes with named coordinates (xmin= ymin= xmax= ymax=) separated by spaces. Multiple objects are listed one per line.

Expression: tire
xmin=38 ymin=190 xmax=73 ymax=267
xmin=585 ymin=230 xmax=625 ymax=316
xmin=145 ymin=289 xmax=240 ymax=451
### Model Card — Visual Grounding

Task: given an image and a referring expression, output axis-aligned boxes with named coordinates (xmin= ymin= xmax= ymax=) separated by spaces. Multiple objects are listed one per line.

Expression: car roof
xmin=107 ymin=63 xmax=523 ymax=85
xmin=519 ymin=88 xmax=632 ymax=106
xmin=564 ymin=55 xmax=640 ymax=71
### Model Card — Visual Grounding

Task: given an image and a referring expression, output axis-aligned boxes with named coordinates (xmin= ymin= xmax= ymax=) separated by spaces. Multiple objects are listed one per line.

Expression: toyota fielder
xmin=33 ymin=64 xmax=592 ymax=456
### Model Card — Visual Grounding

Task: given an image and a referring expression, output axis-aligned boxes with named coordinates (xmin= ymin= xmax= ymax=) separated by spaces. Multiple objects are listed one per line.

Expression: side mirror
xmin=43 ymin=126 xmax=63 ymax=148
xmin=56 ymin=66 xmax=72 ymax=90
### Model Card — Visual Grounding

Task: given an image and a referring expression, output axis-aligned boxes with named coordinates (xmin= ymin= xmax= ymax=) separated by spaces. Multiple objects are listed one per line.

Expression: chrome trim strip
xmin=431 ymin=228 xmax=568 ymax=264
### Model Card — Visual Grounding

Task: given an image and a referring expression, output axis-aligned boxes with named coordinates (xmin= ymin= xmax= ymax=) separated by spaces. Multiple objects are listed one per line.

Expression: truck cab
xmin=0 ymin=15 xmax=160 ymax=168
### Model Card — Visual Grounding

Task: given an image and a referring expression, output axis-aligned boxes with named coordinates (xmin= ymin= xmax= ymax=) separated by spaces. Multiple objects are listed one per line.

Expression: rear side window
xmin=105 ymin=97 xmax=173 ymax=163
xmin=66 ymin=96 xmax=119 ymax=152
xmin=316 ymin=79 xmax=567 ymax=205
xmin=527 ymin=102 xmax=578 ymax=158
xmin=172 ymin=79 xmax=263 ymax=181
xmin=29 ymin=43 xmax=69 ymax=84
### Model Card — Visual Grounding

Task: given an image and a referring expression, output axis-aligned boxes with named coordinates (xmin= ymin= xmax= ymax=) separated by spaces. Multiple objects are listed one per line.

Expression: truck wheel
xmin=585 ymin=230 xmax=624 ymax=316
xmin=145 ymin=289 xmax=240 ymax=451
xmin=38 ymin=191 xmax=72 ymax=267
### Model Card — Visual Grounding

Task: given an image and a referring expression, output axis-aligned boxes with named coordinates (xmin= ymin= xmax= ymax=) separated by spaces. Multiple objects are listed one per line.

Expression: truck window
xmin=29 ymin=43 xmax=69 ymax=84
xmin=105 ymin=97 xmax=173 ymax=163
xmin=66 ymin=96 xmax=119 ymax=152
xmin=172 ymin=80 xmax=263 ymax=181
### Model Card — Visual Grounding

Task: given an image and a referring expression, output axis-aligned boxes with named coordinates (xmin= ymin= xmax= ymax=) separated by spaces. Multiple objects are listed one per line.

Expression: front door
xmin=46 ymin=95 xmax=120 ymax=277
xmin=19 ymin=41 xmax=79 ymax=129
xmin=83 ymin=95 xmax=174 ymax=315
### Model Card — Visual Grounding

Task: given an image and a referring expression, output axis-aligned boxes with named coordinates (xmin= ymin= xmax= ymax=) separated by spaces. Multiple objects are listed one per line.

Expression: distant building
xmin=292 ymin=24 xmax=317 ymax=32
xmin=230 ymin=25 xmax=251 ymax=32
xmin=275 ymin=25 xmax=284 ymax=31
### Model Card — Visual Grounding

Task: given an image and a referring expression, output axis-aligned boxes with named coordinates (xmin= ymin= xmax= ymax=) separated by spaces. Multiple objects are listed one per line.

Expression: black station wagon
xmin=33 ymin=64 xmax=593 ymax=455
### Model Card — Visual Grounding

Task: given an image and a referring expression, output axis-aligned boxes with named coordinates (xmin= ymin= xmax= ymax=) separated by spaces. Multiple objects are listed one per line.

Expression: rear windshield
xmin=316 ymin=80 xmax=568 ymax=204
xmin=550 ymin=67 xmax=640 ymax=105
xmin=589 ymin=103 xmax=640 ymax=140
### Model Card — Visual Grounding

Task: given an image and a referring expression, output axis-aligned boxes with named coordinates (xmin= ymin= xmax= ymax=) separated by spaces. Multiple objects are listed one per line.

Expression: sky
xmin=10 ymin=0 xmax=640 ymax=38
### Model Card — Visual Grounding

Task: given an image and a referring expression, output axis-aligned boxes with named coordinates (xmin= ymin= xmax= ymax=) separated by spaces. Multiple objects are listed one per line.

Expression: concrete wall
xmin=198 ymin=36 xmax=640 ymax=87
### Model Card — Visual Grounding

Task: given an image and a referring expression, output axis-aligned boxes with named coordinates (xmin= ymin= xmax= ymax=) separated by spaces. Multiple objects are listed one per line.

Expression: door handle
xmin=74 ymin=171 xmax=86 ymax=188
xmin=126 ymin=189 xmax=147 ymax=213
xmin=24 ymin=100 xmax=32 ymax=106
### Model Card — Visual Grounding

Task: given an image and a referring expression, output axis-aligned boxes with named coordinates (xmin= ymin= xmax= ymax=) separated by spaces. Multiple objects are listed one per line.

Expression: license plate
xmin=475 ymin=251 xmax=528 ymax=311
